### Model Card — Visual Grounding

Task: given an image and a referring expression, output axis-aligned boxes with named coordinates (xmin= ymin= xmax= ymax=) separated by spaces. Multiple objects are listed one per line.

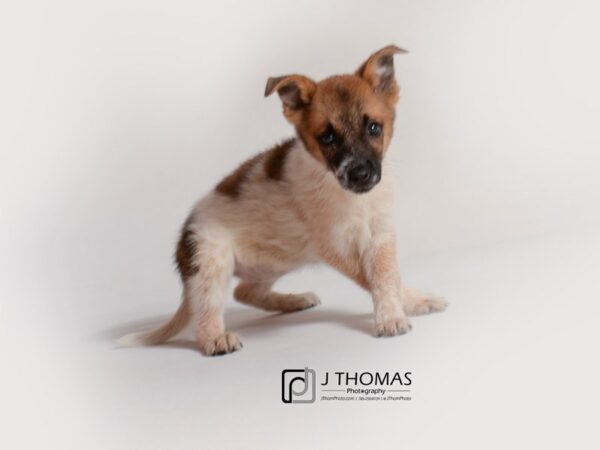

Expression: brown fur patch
xmin=296 ymin=75 xmax=395 ymax=165
xmin=175 ymin=218 xmax=199 ymax=278
xmin=336 ymin=86 xmax=351 ymax=103
xmin=264 ymin=138 xmax=295 ymax=181
xmin=266 ymin=46 xmax=405 ymax=172
xmin=215 ymin=139 xmax=296 ymax=198
xmin=215 ymin=154 xmax=262 ymax=198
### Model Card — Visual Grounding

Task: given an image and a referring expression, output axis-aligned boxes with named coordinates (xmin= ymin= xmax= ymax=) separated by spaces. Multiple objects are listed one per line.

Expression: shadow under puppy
xmin=119 ymin=45 xmax=446 ymax=356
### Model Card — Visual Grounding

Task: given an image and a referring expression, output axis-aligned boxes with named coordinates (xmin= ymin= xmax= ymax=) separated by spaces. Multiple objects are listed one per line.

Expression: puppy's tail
xmin=117 ymin=300 xmax=190 ymax=347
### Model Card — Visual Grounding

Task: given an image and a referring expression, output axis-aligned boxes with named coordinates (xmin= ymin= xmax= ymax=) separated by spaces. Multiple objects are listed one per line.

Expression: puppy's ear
xmin=264 ymin=75 xmax=317 ymax=124
xmin=356 ymin=45 xmax=407 ymax=105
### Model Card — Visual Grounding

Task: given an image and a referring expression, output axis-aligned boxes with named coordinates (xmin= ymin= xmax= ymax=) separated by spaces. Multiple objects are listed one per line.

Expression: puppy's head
xmin=265 ymin=45 xmax=406 ymax=194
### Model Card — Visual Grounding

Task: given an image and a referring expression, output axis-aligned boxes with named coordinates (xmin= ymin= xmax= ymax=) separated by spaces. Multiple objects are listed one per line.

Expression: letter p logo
xmin=281 ymin=367 xmax=316 ymax=403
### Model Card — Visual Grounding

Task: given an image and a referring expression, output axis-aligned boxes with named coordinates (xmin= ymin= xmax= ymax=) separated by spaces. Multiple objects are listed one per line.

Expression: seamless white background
xmin=1 ymin=1 xmax=599 ymax=449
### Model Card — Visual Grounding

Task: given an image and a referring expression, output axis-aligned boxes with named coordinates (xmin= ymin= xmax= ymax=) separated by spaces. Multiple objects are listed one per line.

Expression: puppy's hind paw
xmin=280 ymin=292 xmax=321 ymax=313
xmin=375 ymin=315 xmax=412 ymax=337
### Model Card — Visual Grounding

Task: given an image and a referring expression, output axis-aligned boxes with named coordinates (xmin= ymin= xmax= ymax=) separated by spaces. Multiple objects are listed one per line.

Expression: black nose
xmin=348 ymin=161 xmax=372 ymax=185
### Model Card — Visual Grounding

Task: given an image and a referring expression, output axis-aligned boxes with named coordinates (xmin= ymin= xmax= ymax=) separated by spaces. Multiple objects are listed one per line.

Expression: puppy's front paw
xmin=200 ymin=332 xmax=243 ymax=356
xmin=401 ymin=285 xmax=447 ymax=316
xmin=403 ymin=294 xmax=448 ymax=316
xmin=375 ymin=315 xmax=412 ymax=337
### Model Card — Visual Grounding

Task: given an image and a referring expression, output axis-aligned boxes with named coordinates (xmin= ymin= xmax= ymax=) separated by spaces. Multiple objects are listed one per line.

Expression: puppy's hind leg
xmin=185 ymin=230 xmax=242 ymax=356
xmin=234 ymin=280 xmax=320 ymax=313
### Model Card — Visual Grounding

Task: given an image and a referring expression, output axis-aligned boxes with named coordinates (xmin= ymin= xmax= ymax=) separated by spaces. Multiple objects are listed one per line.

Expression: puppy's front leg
xmin=362 ymin=235 xmax=411 ymax=337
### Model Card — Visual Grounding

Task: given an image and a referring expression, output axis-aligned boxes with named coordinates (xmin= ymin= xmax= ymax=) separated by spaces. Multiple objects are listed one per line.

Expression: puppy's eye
xmin=367 ymin=121 xmax=382 ymax=137
xmin=319 ymin=128 xmax=335 ymax=145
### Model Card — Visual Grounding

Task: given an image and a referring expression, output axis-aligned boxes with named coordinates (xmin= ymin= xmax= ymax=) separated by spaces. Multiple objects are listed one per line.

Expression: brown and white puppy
xmin=119 ymin=45 xmax=446 ymax=356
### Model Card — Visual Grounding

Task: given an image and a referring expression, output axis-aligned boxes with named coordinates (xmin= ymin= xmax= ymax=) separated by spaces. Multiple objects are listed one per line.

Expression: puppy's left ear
xmin=356 ymin=45 xmax=408 ymax=105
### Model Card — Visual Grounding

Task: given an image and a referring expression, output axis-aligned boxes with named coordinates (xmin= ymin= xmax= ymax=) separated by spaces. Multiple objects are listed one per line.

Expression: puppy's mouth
xmin=335 ymin=158 xmax=382 ymax=194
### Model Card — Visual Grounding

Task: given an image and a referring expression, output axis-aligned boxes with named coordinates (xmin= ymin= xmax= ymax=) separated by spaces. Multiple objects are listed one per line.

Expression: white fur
xmin=116 ymin=332 xmax=147 ymax=347
xmin=119 ymin=140 xmax=445 ymax=354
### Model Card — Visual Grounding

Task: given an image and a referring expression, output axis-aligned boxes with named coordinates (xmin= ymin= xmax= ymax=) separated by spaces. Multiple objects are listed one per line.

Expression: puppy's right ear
xmin=264 ymin=75 xmax=316 ymax=124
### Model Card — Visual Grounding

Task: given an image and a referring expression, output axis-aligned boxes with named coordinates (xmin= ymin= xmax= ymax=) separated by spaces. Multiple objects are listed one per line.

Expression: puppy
xmin=119 ymin=45 xmax=446 ymax=356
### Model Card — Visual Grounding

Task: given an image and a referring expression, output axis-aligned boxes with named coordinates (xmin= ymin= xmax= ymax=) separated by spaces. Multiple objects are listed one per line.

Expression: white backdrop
xmin=1 ymin=1 xmax=599 ymax=449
